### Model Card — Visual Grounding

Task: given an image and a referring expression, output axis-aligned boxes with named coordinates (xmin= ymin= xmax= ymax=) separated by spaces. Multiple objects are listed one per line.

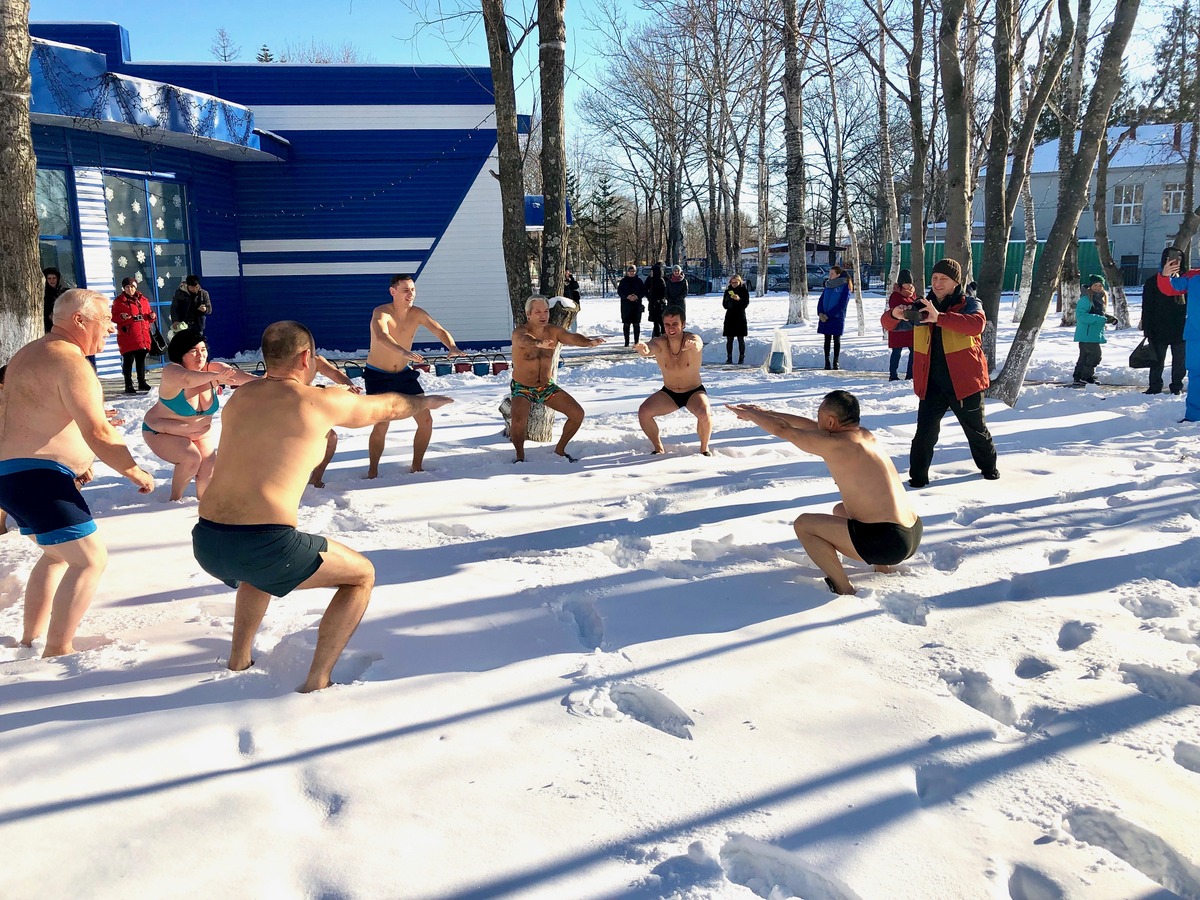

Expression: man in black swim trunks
xmin=729 ymin=390 xmax=922 ymax=595
xmin=634 ymin=306 xmax=712 ymax=455
xmin=194 ymin=321 xmax=452 ymax=692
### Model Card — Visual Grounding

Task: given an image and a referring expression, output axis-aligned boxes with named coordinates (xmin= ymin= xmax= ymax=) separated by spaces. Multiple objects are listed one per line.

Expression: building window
xmin=1112 ymin=184 xmax=1143 ymax=225
xmin=1163 ymin=182 xmax=1185 ymax=215
xmin=36 ymin=168 xmax=77 ymax=286
xmin=104 ymin=174 xmax=191 ymax=324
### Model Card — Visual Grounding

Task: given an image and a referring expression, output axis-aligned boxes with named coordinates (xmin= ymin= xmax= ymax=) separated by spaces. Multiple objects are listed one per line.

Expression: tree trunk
xmin=756 ymin=29 xmax=770 ymax=299
xmin=1014 ymin=76 xmax=1039 ymax=322
xmin=989 ymin=0 xmax=1140 ymax=406
xmin=939 ymin=0 xmax=972 ymax=269
xmin=907 ymin=0 xmax=928 ymax=296
xmin=0 ymin=0 xmax=42 ymax=360
xmin=877 ymin=0 xmax=901 ymax=287
xmin=1057 ymin=0 xmax=1092 ymax=325
xmin=1092 ymin=131 xmax=1128 ymax=325
xmin=482 ymin=0 xmax=534 ymax=322
xmin=783 ymin=0 xmax=811 ymax=323
xmin=537 ymin=0 xmax=567 ymax=300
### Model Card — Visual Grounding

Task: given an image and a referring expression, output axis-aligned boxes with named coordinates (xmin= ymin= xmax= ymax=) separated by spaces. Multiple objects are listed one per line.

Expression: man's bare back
xmin=819 ymin=427 xmax=917 ymax=526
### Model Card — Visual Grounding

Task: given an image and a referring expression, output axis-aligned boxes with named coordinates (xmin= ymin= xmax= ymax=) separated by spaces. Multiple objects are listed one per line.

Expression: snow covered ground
xmin=2 ymin=288 xmax=1198 ymax=900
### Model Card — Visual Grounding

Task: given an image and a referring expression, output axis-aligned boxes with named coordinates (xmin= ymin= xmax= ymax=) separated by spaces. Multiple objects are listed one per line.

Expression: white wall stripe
xmin=73 ymin=167 xmax=123 ymax=378
xmin=200 ymin=250 xmax=241 ymax=277
xmin=250 ymin=105 xmax=497 ymax=132
xmin=242 ymin=261 xmax=426 ymax=277
xmin=239 ymin=238 xmax=436 ymax=254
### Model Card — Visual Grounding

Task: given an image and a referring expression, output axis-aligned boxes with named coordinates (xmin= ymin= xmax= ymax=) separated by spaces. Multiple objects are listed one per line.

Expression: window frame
xmin=1111 ymin=183 xmax=1144 ymax=226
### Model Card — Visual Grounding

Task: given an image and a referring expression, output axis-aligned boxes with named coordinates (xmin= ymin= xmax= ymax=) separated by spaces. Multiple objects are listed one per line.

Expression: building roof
xmin=983 ymin=123 xmax=1195 ymax=177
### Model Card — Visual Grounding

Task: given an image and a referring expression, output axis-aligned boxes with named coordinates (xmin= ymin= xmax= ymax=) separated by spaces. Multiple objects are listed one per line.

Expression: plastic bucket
xmin=453 ymin=360 xmax=472 ymax=374
xmin=491 ymin=354 xmax=509 ymax=375
xmin=344 ymin=363 xmax=364 ymax=379
xmin=472 ymin=357 xmax=490 ymax=376
xmin=412 ymin=362 xmax=430 ymax=373
xmin=768 ymin=351 xmax=786 ymax=374
xmin=434 ymin=360 xmax=452 ymax=376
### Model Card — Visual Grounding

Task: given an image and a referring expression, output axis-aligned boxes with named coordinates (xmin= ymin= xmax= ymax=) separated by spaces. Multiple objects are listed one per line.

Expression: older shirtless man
xmin=509 ymin=295 xmax=604 ymax=462
xmin=0 ymin=289 xmax=154 ymax=656
xmin=635 ymin=305 xmax=712 ymax=455
xmin=730 ymin=390 xmax=921 ymax=595
xmin=194 ymin=321 xmax=451 ymax=692
xmin=364 ymin=273 xmax=463 ymax=476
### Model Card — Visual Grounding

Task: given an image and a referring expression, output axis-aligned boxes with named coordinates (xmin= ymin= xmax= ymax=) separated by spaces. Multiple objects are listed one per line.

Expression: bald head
xmin=52 ymin=288 xmax=108 ymax=325
xmin=261 ymin=320 xmax=315 ymax=369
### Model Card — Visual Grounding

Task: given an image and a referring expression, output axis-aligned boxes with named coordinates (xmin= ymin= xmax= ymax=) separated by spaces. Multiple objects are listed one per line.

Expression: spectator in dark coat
xmin=1142 ymin=248 xmax=1187 ymax=395
xmin=113 ymin=277 xmax=157 ymax=394
xmin=564 ymin=268 xmax=581 ymax=308
xmin=645 ymin=263 xmax=667 ymax=338
xmin=171 ymin=274 xmax=212 ymax=335
xmin=886 ymin=268 xmax=916 ymax=380
xmin=664 ymin=264 xmax=688 ymax=321
xmin=616 ymin=265 xmax=647 ymax=346
xmin=43 ymin=267 xmax=68 ymax=333
xmin=722 ymin=273 xmax=750 ymax=364
xmin=817 ymin=265 xmax=851 ymax=369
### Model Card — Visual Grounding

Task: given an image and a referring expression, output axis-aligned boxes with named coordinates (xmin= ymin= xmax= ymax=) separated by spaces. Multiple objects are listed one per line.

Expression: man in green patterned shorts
xmin=508 ymin=296 xmax=604 ymax=462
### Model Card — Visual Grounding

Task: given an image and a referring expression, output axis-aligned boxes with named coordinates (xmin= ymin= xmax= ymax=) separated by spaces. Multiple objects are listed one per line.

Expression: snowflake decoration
xmin=136 ymin=250 xmax=146 ymax=264
xmin=37 ymin=204 xmax=48 ymax=218
xmin=173 ymin=218 xmax=182 ymax=230
xmin=154 ymin=244 xmax=163 ymax=256
xmin=148 ymin=195 xmax=158 ymax=208
xmin=155 ymin=218 xmax=165 ymax=231
xmin=116 ymin=212 xmax=126 ymax=226
xmin=173 ymin=256 xmax=183 ymax=266
xmin=157 ymin=277 xmax=165 ymax=289
xmin=105 ymin=187 xmax=115 ymax=201
xmin=117 ymin=255 xmax=128 ymax=268
xmin=164 ymin=271 xmax=172 ymax=281
xmin=171 ymin=195 xmax=181 ymax=208
xmin=137 ymin=270 xmax=146 ymax=283
xmin=131 ymin=200 xmax=141 ymax=214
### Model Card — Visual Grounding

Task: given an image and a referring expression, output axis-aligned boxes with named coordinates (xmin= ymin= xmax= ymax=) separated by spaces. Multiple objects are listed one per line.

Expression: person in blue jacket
xmin=1158 ymin=251 xmax=1200 ymax=421
xmin=1071 ymin=274 xmax=1118 ymax=386
xmin=817 ymin=265 xmax=851 ymax=369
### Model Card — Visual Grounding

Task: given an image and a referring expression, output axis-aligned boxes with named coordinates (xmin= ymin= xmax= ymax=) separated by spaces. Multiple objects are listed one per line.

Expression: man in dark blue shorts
xmin=0 ymin=290 xmax=154 ymax=656
xmin=730 ymin=390 xmax=922 ymax=595
xmin=635 ymin=306 xmax=713 ymax=455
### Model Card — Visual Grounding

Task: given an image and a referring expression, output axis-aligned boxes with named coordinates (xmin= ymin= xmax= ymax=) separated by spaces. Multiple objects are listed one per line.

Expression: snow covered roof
xmin=982 ymin=123 xmax=1193 ymax=177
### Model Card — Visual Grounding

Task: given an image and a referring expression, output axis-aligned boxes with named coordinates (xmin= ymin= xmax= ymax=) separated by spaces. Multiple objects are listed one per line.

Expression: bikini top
xmin=160 ymin=387 xmax=219 ymax=417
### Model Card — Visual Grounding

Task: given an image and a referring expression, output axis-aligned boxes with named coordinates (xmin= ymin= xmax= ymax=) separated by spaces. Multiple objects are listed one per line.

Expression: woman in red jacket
xmin=112 ymin=277 xmax=156 ymax=394
xmin=885 ymin=269 xmax=916 ymax=380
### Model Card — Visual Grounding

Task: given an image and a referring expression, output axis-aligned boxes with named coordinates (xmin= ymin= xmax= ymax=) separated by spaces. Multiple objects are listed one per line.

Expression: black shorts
xmin=848 ymin=517 xmax=923 ymax=566
xmin=0 ymin=458 xmax=97 ymax=546
xmin=192 ymin=518 xmax=328 ymax=597
xmin=363 ymin=364 xmax=424 ymax=396
xmin=661 ymin=385 xmax=707 ymax=409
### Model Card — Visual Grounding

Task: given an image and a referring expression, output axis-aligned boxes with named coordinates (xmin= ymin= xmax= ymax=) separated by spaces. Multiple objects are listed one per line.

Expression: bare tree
xmin=210 ymin=28 xmax=242 ymax=62
xmin=1055 ymin=0 xmax=1092 ymax=325
xmin=538 ymin=0 xmax=567 ymax=301
xmin=989 ymin=0 xmax=1141 ymax=405
xmin=1092 ymin=128 xmax=1130 ymax=324
xmin=783 ymin=0 xmax=817 ymax=323
xmin=0 ymin=0 xmax=42 ymax=361
xmin=877 ymin=0 xmax=902 ymax=287
xmin=279 ymin=39 xmax=375 ymax=63
xmin=939 ymin=0 xmax=972 ymax=269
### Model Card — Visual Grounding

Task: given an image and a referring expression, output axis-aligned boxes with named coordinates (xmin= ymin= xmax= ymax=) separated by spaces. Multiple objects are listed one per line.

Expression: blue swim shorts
xmin=0 ymin=458 xmax=97 ymax=546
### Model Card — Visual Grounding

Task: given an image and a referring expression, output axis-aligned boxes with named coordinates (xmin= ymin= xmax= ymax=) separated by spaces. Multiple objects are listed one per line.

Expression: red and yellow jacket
xmin=881 ymin=287 xmax=989 ymax=400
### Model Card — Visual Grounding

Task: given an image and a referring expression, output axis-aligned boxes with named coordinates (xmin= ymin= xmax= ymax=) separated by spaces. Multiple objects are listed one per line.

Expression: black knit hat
xmin=898 ymin=268 xmax=913 ymax=286
xmin=931 ymin=258 xmax=962 ymax=283
xmin=167 ymin=327 xmax=206 ymax=364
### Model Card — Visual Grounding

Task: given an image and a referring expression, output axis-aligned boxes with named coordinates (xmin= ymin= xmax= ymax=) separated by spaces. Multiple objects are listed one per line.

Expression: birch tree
xmin=989 ymin=0 xmax=1141 ymax=405
xmin=784 ymin=0 xmax=817 ymax=323
xmin=0 ymin=0 xmax=41 ymax=361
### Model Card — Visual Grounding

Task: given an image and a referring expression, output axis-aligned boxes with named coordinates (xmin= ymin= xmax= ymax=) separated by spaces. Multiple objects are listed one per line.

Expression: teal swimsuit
xmin=143 ymin=388 xmax=219 ymax=433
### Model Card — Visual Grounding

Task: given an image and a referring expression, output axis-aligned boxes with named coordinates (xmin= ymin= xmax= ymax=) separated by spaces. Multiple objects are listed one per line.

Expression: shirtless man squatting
xmin=509 ymin=295 xmax=605 ymax=462
xmin=729 ymin=390 xmax=922 ymax=595
xmin=365 ymin=273 xmax=463 ymax=476
xmin=0 ymin=289 xmax=155 ymax=656
xmin=635 ymin=305 xmax=713 ymax=455
xmin=192 ymin=320 xmax=451 ymax=692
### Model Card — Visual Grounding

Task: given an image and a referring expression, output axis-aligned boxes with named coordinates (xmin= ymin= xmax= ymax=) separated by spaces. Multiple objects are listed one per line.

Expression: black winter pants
xmin=122 ymin=349 xmax=149 ymax=389
xmin=909 ymin=386 xmax=997 ymax=482
xmin=725 ymin=336 xmax=745 ymax=363
xmin=622 ymin=321 xmax=641 ymax=345
xmin=1148 ymin=340 xmax=1186 ymax=392
xmin=1072 ymin=343 xmax=1102 ymax=383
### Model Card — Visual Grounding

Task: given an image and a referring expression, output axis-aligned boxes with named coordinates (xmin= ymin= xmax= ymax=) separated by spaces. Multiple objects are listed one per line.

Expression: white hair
xmin=51 ymin=288 xmax=107 ymax=324
xmin=524 ymin=295 xmax=550 ymax=316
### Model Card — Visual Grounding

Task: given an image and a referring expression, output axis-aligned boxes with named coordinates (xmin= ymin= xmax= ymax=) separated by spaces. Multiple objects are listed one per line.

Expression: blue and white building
xmin=30 ymin=22 xmax=521 ymax=373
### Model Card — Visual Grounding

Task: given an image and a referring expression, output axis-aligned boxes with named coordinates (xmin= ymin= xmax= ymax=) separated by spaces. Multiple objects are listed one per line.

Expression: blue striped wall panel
xmin=72 ymin=167 xmax=121 ymax=377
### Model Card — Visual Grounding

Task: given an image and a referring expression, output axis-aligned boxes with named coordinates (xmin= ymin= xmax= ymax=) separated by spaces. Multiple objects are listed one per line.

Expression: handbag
xmin=1129 ymin=337 xmax=1157 ymax=369
xmin=149 ymin=325 xmax=168 ymax=355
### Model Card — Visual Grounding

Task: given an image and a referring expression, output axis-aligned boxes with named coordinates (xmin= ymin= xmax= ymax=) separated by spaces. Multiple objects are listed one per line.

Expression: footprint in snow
xmin=1007 ymin=864 xmax=1065 ymax=900
xmin=1118 ymin=663 xmax=1200 ymax=706
xmin=1174 ymin=741 xmax=1200 ymax=774
xmin=1056 ymin=620 xmax=1096 ymax=651
xmin=564 ymin=681 xmax=694 ymax=740
xmin=1064 ymin=805 xmax=1200 ymax=898
xmin=719 ymin=834 xmax=864 ymax=900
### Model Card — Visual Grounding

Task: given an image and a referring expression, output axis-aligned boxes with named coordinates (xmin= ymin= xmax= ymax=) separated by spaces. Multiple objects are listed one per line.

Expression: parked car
xmin=767 ymin=270 xmax=792 ymax=291
xmin=747 ymin=264 xmax=788 ymax=291
xmin=806 ymin=264 xmax=830 ymax=283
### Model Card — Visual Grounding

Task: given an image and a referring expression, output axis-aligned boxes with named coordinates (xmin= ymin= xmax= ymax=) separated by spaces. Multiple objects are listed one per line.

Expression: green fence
xmin=884 ymin=240 xmax=1105 ymax=291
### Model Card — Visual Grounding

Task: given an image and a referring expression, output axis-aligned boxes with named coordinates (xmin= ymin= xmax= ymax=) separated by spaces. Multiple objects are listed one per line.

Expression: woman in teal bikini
xmin=143 ymin=329 xmax=255 ymax=501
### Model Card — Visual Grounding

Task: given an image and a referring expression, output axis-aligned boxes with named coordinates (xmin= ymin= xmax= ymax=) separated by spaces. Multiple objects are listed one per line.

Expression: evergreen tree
xmin=588 ymin=173 xmax=623 ymax=288
xmin=256 ymin=45 xmax=275 ymax=63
